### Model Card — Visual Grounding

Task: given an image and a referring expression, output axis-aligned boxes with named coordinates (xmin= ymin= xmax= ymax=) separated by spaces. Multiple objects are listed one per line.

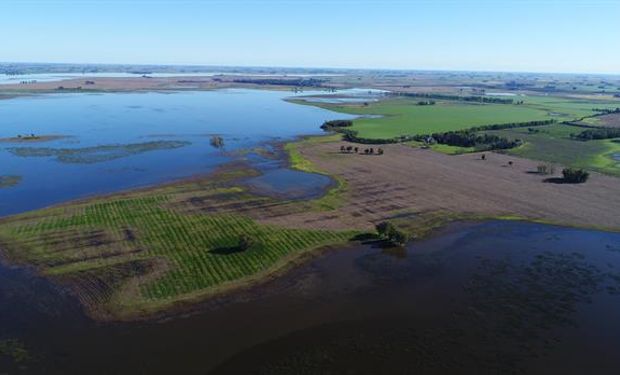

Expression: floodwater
xmin=244 ymin=169 xmax=333 ymax=200
xmin=0 ymin=89 xmax=353 ymax=215
xmin=2 ymin=220 xmax=620 ymax=374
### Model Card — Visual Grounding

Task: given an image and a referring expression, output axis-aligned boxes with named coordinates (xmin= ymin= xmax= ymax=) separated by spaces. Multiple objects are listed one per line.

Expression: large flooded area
xmin=1 ymin=220 xmax=620 ymax=374
xmin=0 ymin=89 xmax=352 ymax=215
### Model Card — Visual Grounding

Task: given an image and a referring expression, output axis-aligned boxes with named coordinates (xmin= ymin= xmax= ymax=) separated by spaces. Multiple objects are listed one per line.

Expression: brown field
xmin=597 ymin=113 xmax=620 ymax=128
xmin=260 ymin=141 xmax=620 ymax=232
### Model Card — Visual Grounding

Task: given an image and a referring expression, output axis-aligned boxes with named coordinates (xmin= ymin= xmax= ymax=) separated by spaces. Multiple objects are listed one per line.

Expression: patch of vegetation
xmin=0 ymin=134 xmax=66 ymax=143
xmin=7 ymin=140 xmax=190 ymax=164
xmin=0 ymin=175 xmax=22 ymax=188
xmin=0 ymin=339 xmax=30 ymax=363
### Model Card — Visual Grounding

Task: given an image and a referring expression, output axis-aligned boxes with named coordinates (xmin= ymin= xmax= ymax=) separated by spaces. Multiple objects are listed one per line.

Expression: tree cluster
xmin=572 ymin=128 xmax=620 ymax=140
xmin=561 ymin=168 xmax=589 ymax=183
xmin=232 ymin=78 xmax=325 ymax=87
xmin=375 ymin=221 xmax=409 ymax=247
xmin=392 ymin=92 xmax=514 ymax=104
xmin=417 ymin=100 xmax=436 ymax=106
xmin=413 ymin=131 xmax=521 ymax=150
xmin=592 ymin=107 xmax=620 ymax=114
xmin=339 ymin=145 xmax=383 ymax=155
xmin=321 ymin=119 xmax=353 ymax=130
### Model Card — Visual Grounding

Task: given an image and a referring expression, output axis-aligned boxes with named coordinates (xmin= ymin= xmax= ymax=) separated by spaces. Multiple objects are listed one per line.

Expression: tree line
xmin=391 ymin=92 xmax=514 ymax=104
xmin=232 ymin=78 xmax=325 ymax=87
xmin=572 ymin=127 xmax=620 ymax=140
xmin=320 ymin=119 xmax=353 ymax=130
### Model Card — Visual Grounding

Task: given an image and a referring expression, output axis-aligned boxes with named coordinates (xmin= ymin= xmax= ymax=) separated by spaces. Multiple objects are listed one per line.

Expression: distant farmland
xmin=302 ymin=95 xmax=620 ymax=139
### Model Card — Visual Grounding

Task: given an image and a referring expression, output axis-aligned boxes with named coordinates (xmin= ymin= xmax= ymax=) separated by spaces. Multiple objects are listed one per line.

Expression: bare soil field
xmin=260 ymin=141 xmax=620 ymax=232
xmin=597 ymin=112 xmax=620 ymax=128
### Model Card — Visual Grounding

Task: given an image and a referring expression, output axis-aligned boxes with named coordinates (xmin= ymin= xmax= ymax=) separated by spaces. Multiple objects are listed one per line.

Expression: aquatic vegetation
xmin=0 ymin=134 xmax=67 ymax=143
xmin=7 ymin=140 xmax=190 ymax=164
xmin=0 ymin=175 xmax=21 ymax=188
xmin=0 ymin=339 xmax=30 ymax=363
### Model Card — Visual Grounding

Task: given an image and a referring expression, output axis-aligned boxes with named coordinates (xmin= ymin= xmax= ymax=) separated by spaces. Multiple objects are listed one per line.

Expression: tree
xmin=376 ymin=221 xmax=395 ymax=238
xmin=210 ymin=135 xmax=225 ymax=148
xmin=376 ymin=221 xmax=409 ymax=247
xmin=389 ymin=229 xmax=409 ymax=247
xmin=562 ymin=168 xmax=589 ymax=183
xmin=238 ymin=234 xmax=255 ymax=251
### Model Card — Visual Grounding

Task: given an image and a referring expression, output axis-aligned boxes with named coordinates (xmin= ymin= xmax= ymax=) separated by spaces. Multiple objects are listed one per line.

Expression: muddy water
xmin=2 ymin=220 xmax=620 ymax=374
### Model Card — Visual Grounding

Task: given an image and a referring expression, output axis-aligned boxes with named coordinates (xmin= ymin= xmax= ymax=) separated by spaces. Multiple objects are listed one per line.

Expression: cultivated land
xmin=263 ymin=139 xmax=620 ymax=232
xmin=298 ymin=95 xmax=620 ymax=139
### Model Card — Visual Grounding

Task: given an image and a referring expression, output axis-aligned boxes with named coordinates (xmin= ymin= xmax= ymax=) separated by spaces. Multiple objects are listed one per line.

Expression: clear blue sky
xmin=1 ymin=0 xmax=619 ymax=74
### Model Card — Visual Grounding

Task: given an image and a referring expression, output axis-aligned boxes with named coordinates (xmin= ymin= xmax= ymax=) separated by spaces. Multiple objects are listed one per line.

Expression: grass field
xmin=486 ymin=124 xmax=620 ymax=176
xmin=297 ymin=95 xmax=620 ymax=139
xmin=0 ymin=167 xmax=356 ymax=320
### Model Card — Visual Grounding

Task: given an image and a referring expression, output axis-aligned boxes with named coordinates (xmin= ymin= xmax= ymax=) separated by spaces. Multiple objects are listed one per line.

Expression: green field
xmin=486 ymin=124 xmax=620 ymax=176
xmin=0 ymin=168 xmax=356 ymax=319
xmin=300 ymin=95 xmax=620 ymax=139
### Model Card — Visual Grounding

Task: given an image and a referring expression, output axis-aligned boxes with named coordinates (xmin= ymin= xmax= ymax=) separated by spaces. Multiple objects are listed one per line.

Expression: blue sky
xmin=1 ymin=0 xmax=619 ymax=74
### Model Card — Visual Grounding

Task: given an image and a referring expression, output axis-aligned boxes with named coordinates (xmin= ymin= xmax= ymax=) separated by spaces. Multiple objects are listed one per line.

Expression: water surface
xmin=2 ymin=221 xmax=620 ymax=374
xmin=0 ymin=89 xmax=352 ymax=215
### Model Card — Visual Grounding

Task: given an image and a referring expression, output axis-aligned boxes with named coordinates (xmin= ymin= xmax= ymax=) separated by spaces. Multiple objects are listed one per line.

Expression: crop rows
xmin=0 ymin=189 xmax=355 ymax=310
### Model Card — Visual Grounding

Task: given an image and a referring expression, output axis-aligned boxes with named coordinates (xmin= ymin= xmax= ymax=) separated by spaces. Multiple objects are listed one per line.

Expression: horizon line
xmin=1 ymin=60 xmax=620 ymax=77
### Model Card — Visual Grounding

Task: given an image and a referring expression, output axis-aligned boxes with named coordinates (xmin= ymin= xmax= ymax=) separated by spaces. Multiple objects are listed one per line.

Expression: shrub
xmin=562 ymin=168 xmax=589 ymax=183
xmin=536 ymin=164 xmax=555 ymax=175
